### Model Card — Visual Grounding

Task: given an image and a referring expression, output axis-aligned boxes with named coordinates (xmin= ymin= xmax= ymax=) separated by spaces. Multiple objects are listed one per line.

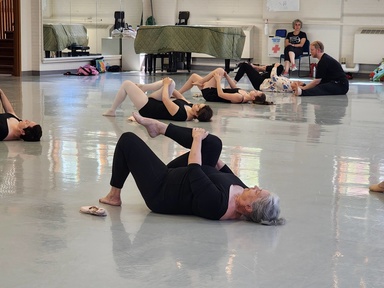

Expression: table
xmin=134 ymin=25 xmax=246 ymax=73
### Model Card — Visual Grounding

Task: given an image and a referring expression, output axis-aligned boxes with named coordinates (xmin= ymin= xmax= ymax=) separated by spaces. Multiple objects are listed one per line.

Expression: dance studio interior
xmin=1 ymin=0 xmax=383 ymax=287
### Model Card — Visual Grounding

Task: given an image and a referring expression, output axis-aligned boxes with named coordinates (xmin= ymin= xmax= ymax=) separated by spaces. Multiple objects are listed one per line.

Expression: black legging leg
xmin=301 ymin=82 xmax=349 ymax=96
xmin=110 ymin=132 xmax=168 ymax=196
xmin=234 ymin=62 xmax=264 ymax=90
xmin=284 ymin=46 xmax=303 ymax=62
xmin=165 ymin=123 xmax=222 ymax=168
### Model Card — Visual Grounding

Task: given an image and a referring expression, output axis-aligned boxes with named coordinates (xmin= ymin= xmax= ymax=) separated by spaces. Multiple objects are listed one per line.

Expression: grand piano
xmin=134 ymin=25 xmax=246 ymax=73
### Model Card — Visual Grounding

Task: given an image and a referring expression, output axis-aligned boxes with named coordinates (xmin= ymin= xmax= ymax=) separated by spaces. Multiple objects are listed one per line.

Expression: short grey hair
xmin=292 ymin=19 xmax=303 ymax=29
xmin=245 ymin=194 xmax=285 ymax=225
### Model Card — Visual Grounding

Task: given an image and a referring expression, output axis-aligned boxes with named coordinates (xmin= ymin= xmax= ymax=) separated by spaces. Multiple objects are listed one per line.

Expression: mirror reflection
xmin=42 ymin=0 xmax=142 ymax=59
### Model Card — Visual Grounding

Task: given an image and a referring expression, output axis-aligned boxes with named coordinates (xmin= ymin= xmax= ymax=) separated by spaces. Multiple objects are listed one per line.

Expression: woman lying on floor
xmin=103 ymin=77 xmax=213 ymax=122
xmin=233 ymin=62 xmax=284 ymax=90
xmin=99 ymin=112 xmax=285 ymax=225
xmin=259 ymin=63 xmax=307 ymax=93
xmin=0 ymin=88 xmax=42 ymax=141
xmin=177 ymin=68 xmax=271 ymax=104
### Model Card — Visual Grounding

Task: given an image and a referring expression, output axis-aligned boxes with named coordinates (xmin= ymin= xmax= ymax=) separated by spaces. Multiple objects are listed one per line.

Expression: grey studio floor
xmin=1 ymin=68 xmax=384 ymax=288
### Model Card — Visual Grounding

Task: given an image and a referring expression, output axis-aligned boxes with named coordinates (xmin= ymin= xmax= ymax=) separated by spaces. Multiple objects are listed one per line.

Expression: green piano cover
xmin=134 ymin=25 xmax=246 ymax=60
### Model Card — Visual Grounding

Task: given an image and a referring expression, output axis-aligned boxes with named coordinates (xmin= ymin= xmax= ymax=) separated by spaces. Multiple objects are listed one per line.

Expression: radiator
xmin=354 ymin=28 xmax=384 ymax=64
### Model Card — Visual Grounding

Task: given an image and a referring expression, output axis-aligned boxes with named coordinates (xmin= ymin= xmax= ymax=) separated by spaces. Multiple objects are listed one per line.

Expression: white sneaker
xmin=291 ymin=65 xmax=298 ymax=72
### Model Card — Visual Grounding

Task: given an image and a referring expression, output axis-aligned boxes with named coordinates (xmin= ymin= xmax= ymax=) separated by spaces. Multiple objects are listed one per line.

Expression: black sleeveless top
xmin=0 ymin=113 xmax=21 ymax=140
xmin=139 ymin=98 xmax=192 ymax=121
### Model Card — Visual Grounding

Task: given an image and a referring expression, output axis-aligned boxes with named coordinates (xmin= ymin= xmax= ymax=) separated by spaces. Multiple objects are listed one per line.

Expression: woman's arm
xmin=215 ymin=159 xmax=234 ymax=174
xmin=284 ymin=38 xmax=291 ymax=47
xmin=223 ymin=71 xmax=238 ymax=89
xmin=214 ymin=73 xmax=243 ymax=103
xmin=295 ymin=37 xmax=306 ymax=48
xmin=301 ymin=78 xmax=321 ymax=90
xmin=172 ymin=89 xmax=190 ymax=102
xmin=161 ymin=78 xmax=181 ymax=116
xmin=0 ymin=89 xmax=16 ymax=115
xmin=188 ymin=128 xmax=209 ymax=165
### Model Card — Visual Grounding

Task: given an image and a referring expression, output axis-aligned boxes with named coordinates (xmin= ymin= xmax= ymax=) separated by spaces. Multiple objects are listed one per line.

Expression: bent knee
xmin=214 ymin=68 xmax=225 ymax=75
xmin=122 ymin=80 xmax=135 ymax=87
xmin=205 ymin=134 xmax=222 ymax=150
xmin=119 ymin=131 xmax=138 ymax=143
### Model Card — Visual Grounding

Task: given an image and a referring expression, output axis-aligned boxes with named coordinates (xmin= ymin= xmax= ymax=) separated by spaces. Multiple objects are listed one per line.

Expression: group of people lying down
xmin=98 ymin=66 xmax=292 ymax=225
xmin=93 ymin=41 xmax=351 ymax=224
xmin=102 ymin=65 xmax=301 ymax=122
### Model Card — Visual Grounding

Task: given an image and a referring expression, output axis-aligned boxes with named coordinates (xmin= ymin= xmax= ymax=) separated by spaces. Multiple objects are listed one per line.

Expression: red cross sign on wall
xmin=272 ymin=44 xmax=281 ymax=54
xmin=268 ymin=37 xmax=284 ymax=57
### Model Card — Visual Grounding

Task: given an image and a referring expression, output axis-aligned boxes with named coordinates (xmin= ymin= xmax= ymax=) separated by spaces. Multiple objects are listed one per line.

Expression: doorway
xmin=0 ymin=0 xmax=20 ymax=76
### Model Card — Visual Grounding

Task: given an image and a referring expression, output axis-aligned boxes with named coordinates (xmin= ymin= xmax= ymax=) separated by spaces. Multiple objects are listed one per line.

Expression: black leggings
xmin=283 ymin=46 xmax=303 ymax=62
xmin=234 ymin=62 xmax=264 ymax=90
xmin=301 ymin=81 xmax=349 ymax=96
xmin=110 ymin=123 xmax=222 ymax=205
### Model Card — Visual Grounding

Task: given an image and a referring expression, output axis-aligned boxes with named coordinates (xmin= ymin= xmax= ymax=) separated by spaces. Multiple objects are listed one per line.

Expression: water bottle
xmin=313 ymin=66 xmax=316 ymax=79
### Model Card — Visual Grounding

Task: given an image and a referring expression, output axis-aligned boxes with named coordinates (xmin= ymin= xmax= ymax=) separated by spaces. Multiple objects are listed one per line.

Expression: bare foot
xmin=99 ymin=196 xmax=122 ymax=206
xmin=103 ymin=109 xmax=116 ymax=117
xmin=369 ymin=181 xmax=384 ymax=192
xmin=192 ymin=81 xmax=204 ymax=89
xmin=293 ymin=86 xmax=302 ymax=96
xmin=132 ymin=112 xmax=165 ymax=138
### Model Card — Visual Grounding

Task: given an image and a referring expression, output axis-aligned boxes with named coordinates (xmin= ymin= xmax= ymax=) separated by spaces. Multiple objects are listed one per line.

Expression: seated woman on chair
xmin=103 ymin=78 xmax=213 ymax=122
xmin=0 ymin=88 xmax=42 ymax=141
xmin=177 ymin=68 xmax=269 ymax=104
xmin=283 ymin=19 xmax=307 ymax=76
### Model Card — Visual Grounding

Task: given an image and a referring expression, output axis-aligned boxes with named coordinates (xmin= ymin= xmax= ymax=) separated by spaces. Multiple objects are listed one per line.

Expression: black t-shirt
xmin=153 ymin=164 xmax=248 ymax=220
xmin=316 ymin=53 xmax=348 ymax=84
xmin=286 ymin=31 xmax=307 ymax=44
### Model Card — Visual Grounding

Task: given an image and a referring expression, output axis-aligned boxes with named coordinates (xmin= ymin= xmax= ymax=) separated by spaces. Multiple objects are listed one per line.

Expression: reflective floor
xmin=1 ymin=71 xmax=384 ymax=288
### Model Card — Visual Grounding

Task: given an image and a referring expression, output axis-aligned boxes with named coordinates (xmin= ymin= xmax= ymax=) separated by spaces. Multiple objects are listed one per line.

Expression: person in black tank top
xmin=103 ymin=78 xmax=212 ymax=122
xmin=177 ymin=68 xmax=270 ymax=104
xmin=0 ymin=89 xmax=42 ymax=141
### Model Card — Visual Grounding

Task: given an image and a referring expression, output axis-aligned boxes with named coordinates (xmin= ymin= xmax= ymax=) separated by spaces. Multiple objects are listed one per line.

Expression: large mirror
xmin=42 ymin=0 xmax=142 ymax=59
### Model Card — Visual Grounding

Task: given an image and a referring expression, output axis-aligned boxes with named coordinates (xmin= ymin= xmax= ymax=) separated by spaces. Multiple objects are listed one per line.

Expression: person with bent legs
xmin=283 ymin=19 xmax=307 ymax=76
xmin=178 ymin=68 xmax=267 ymax=104
xmin=99 ymin=112 xmax=285 ymax=225
xmin=234 ymin=62 xmax=284 ymax=90
xmin=293 ymin=41 xmax=349 ymax=96
xmin=103 ymin=78 xmax=212 ymax=122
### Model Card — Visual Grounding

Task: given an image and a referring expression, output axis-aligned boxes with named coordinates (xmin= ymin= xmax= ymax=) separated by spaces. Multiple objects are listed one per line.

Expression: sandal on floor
xmin=80 ymin=205 xmax=107 ymax=216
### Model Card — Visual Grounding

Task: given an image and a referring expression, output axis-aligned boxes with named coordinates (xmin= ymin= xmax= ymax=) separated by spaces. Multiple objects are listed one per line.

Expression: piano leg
xmin=186 ymin=53 xmax=191 ymax=72
xmin=225 ymin=59 xmax=231 ymax=73
xmin=167 ymin=53 xmax=178 ymax=72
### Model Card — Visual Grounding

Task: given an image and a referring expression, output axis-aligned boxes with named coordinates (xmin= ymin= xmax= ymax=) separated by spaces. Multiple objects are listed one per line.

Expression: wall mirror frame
xmin=42 ymin=0 xmax=142 ymax=59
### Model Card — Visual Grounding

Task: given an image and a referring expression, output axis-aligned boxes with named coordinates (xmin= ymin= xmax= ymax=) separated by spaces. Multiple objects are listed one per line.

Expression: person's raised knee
xmin=214 ymin=68 xmax=225 ymax=75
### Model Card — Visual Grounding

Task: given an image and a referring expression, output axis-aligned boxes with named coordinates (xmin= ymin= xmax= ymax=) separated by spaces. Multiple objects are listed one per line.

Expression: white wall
xmin=24 ymin=0 xmax=384 ymax=73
